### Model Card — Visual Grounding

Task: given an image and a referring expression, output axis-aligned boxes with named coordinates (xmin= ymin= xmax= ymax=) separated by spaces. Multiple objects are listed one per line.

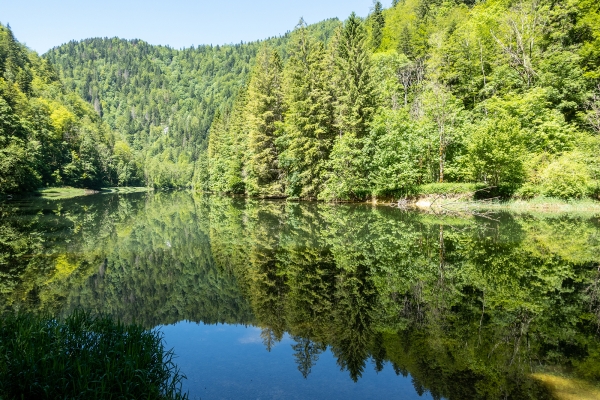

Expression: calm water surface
xmin=2 ymin=191 xmax=600 ymax=399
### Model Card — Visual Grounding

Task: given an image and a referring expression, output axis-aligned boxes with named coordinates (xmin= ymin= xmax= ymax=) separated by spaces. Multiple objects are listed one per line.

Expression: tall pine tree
xmin=320 ymin=14 xmax=377 ymax=201
xmin=279 ymin=20 xmax=335 ymax=199
xmin=244 ymin=45 xmax=285 ymax=197
xmin=370 ymin=1 xmax=385 ymax=50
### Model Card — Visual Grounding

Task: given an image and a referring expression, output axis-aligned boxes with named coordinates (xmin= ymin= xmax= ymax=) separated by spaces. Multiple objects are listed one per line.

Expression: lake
xmin=1 ymin=191 xmax=600 ymax=399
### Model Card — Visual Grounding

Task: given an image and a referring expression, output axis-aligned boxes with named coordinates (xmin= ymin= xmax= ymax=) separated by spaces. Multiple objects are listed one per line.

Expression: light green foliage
xmin=0 ymin=24 xmax=129 ymax=194
xmin=39 ymin=0 xmax=600 ymax=201
xmin=366 ymin=109 xmax=423 ymax=195
xmin=319 ymin=134 xmax=370 ymax=201
xmin=467 ymin=116 xmax=526 ymax=190
xmin=539 ymin=152 xmax=592 ymax=199
xmin=371 ymin=50 xmax=410 ymax=108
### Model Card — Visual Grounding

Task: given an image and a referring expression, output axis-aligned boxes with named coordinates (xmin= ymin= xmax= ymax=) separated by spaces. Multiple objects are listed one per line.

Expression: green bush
xmin=0 ymin=311 xmax=187 ymax=400
xmin=514 ymin=183 xmax=543 ymax=200
xmin=539 ymin=153 xmax=591 ymax=199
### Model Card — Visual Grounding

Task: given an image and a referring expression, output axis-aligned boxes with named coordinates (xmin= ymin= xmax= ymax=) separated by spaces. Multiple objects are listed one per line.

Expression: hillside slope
xmin=45 ymin=20 xmax=341 ymax=187
xmin=0 ymin=24 xmax=130 ymax=194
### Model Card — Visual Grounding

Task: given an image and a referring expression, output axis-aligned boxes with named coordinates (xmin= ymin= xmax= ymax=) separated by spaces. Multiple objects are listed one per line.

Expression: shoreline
xmin=4 ymin=187 xmax=600 ymax=213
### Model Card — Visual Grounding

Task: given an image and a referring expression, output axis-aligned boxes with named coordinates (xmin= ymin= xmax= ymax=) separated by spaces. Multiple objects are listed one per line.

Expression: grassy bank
xmin=377 ymin=183 xmax=600 ymax=213
xmin=0 ymin=311 xmax=187 ymax=399
xmin=37 ymin=187 xmax=96 ymax=200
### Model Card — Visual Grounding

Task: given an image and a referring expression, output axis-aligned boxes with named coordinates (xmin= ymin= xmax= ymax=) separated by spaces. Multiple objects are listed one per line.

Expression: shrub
xmin=467 ymin=116 xmax=526 ymax=193
xmin=539 ymin=153 xmax=591 ymax=199
xmin=0 ymin=311 xmax=187 ymax=400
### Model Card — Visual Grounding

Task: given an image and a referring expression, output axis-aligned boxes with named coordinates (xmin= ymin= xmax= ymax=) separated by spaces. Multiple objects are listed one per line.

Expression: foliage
xmin=44 ymin=20 xmax=341 ymax=190
xmin=184 ymin=0 xmax=600 ymax=201
xmin=0 ymin=24 xmax=132 ymax=194
xmin=0 ymin=310 xmax=187 ymax=399
xmin=467 ymin=116 xmax=526 ymax=192
xmin=278 ymin=21 xmax=335 ymax=198
xmin=539 ymin=152 xmax=593 ymax=199
xmin=244 ymin=46 xmax=285 ymax=197
xmin=37 ymin=0 xmax=600 ymax=200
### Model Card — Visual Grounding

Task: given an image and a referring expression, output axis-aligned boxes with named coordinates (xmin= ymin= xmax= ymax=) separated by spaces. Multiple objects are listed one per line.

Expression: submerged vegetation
xmin=0 ymin=310 xmax=187 ymax=400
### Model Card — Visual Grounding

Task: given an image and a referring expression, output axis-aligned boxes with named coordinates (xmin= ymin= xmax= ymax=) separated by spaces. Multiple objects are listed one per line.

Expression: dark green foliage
xmin=279 ymin=21 xmax=335 ymax=198
xmin=245 ymin=46 xmax=285 ymax=197
xmin=370 ymin=1 xmax=386 ymax=50
xmin=0 ymin=23 xmax=131 ymax=194
xmin=44 ymin=20 xmax=341 ymax=190
xmin=0 ymin=310 xmax=187 ymax=399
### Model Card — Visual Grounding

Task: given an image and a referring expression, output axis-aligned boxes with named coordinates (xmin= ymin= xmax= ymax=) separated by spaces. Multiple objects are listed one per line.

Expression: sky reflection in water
xmin=161 ymin=322 xmax=429 ymax=400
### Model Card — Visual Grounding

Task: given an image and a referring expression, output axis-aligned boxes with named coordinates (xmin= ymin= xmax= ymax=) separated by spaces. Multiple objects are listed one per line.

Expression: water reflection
xmin=1 ymin=192 xmax=600 ymax=399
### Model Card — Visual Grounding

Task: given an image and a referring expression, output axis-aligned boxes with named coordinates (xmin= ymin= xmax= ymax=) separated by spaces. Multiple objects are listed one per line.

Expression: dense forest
xmin=3 ymin=0 xmax=600 ymax=199
xmin=44 ymin=20 xmax=340 ymax=189
xmin=205 ymin=0 xmax=600 ymax=200
xmin=0 ymin=23 xmax=132 ymax=194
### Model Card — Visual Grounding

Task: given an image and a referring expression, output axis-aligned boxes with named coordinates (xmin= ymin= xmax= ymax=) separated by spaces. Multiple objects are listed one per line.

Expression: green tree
xmin=244 ymin=46 xmax=285 ymax=197
xmin=467 ymin=116 xmax=526 ymax=191
xmin=370 ymin=1 xmax=386 ymax=50
xmin=279 ymin=21 xmax=335 ymax=198
xmin=321 ymin=14 xmax=377 ymax=200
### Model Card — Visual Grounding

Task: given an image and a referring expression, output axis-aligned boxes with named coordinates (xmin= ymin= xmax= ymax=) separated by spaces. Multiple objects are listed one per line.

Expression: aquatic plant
xmin=0 ymin=310 xmax=187 ymax=399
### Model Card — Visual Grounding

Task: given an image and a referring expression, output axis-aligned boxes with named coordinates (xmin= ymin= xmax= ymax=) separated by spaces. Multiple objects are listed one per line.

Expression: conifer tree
xmin=279 ymin=20 xmax=335 ymax=198
xmin=332 ymin=13 xmax=377 ymax=138
xmin=370 ymin=2 xmax=385 ymax=50
xmin=207 ymin=110 xmax=229 ymax=192
xmin=320 ymin=14 xmax=377 ymax=201
xmin=244 ymin=45 xmax=285 ymax=197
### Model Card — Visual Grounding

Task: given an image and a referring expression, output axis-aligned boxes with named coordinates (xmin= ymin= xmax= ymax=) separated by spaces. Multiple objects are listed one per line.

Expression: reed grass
xmin=0 ymin=310 xmax=187 ymax=399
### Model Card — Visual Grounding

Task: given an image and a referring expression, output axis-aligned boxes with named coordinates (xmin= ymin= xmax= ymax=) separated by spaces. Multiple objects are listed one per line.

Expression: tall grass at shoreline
xmin=0 ymin=311 xmax=187 ymax=399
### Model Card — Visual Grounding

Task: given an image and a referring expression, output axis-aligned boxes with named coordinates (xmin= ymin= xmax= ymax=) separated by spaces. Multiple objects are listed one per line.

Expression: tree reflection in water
xmin=1 ymin=192 xmax=600 ymax=399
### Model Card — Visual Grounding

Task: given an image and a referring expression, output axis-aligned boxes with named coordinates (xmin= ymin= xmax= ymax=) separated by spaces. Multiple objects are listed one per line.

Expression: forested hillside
xmin=38 ymin=0 xmax=600 ymax=199
xmin=45 ymin=20 xmax=340 ymax=188
xmin=0 ymin=24 xmax=130 ymax=194
xmin=207 ymin=0 xmax=600 ymax=200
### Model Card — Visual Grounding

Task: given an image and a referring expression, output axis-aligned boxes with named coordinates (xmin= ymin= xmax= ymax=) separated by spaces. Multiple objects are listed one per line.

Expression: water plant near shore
xmin=0 ymin=310 xmax=187 ymax=400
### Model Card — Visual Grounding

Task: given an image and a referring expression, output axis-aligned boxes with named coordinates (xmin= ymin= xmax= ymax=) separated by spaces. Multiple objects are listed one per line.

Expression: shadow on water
xmin=1 ymin=191 xmax=600 ymax=399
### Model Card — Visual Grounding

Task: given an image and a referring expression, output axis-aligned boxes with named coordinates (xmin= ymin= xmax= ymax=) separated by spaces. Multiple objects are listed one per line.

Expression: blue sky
xmin=1 ymin=1 xmax=392 ymax=54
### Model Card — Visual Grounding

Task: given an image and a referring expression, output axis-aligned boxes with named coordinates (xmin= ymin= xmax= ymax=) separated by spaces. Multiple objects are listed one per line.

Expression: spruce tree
xmin=279 ymin=20 xmax=335 ymax=199
xmin=332 ymin=13 xmax=377 ymax=138
xmin=244 ymin=45 xmax=285 ymax=197
xmin=370 ymin=1 xmax=385 ymax=50
xmin=320 ymin=14 xmax=377 ymax=201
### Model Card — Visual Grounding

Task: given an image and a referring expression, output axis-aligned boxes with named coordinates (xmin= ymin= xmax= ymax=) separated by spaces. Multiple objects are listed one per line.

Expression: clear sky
xmin=1 ymin=0 xmax=392 ymax=54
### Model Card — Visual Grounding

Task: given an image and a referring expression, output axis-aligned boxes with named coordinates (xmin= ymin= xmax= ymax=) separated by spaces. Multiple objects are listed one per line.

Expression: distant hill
xmin=44 ymin=19 xmax=341 ymax=187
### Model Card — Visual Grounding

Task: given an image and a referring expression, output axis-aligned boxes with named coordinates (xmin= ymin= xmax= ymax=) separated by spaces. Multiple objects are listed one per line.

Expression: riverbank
xmin=371 ymin=183 xmax=600 ymax=213
xmin=392 ymin=195 xmax=600 ymax=213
